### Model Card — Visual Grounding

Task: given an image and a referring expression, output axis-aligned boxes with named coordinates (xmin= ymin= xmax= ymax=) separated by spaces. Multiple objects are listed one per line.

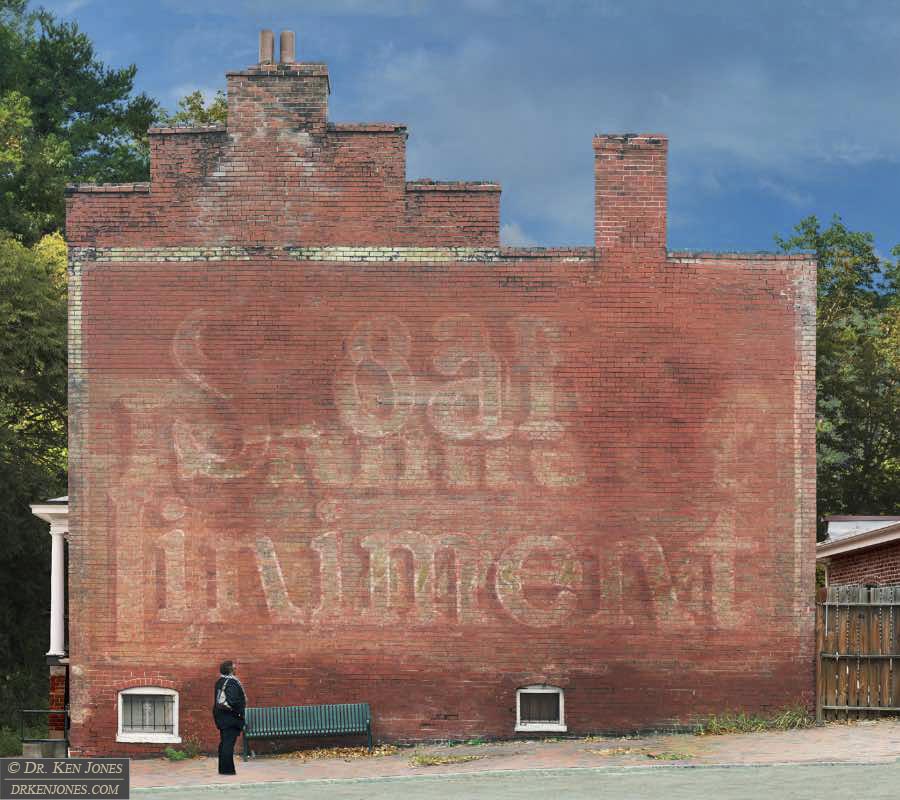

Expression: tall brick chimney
xmin=594 ymin=134 xmax=667 ymax=255
xmin=226 ymin=29 xmax=330 ymax=135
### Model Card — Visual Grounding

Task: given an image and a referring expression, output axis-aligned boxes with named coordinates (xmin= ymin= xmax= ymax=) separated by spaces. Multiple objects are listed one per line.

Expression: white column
xmin=48 ymin=523 xmax=67 ymax=657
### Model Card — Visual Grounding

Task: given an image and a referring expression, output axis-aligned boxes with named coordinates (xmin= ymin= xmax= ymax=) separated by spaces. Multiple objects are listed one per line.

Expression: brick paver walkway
xmin=129 ymin=718 xmax=900 ymax=791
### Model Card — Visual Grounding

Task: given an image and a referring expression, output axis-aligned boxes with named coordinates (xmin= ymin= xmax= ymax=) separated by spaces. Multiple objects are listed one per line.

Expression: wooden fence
xmin=816 ymin=585 xmax=900 ymax=721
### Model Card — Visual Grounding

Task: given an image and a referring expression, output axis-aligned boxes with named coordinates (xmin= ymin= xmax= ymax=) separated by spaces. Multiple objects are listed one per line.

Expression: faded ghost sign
xmin=108 ymin=308 xmax=766 ymax=643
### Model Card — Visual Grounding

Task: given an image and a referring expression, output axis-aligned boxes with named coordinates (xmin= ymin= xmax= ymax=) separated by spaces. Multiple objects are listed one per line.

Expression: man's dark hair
xmin=220 ymin=660 xmax=234 ymax=675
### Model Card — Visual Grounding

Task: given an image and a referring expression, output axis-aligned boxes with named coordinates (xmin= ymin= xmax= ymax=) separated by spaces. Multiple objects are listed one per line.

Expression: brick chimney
xmin=226 ymin=29 xmax=330 ymax=135
xmin=594 ymin=134 xmax=667 ymax=255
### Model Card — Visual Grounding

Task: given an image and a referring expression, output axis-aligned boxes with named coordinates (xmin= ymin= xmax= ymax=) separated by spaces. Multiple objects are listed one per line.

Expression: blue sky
xmin=36 ymin=0 xmax=900 ymax=254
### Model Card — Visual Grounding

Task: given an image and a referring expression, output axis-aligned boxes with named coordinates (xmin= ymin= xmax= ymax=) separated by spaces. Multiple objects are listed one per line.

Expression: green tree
xmin=0 ymin=88 xmax=71 ymax=246
xmin=162 ymin=89 xmax=228 ymax=127
xmin=777 ymin=216 xmax=900 ymax=534
xmin=0 ymin=0 xmax=159 ymax=243
xmin=0 ymin=232 xmax=67 ymax=731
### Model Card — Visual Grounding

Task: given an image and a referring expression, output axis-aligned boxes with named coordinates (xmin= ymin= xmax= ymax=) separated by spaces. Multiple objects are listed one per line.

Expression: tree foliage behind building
xmin=777 ymin=216 xmax=900 ymax=535
xmin=0 ymin=0 xmax=158 ymax=244
xmin=160 ymin=89 xmax=228 ymax=127
xmin=0 ymin=232 xmax=67 ymax=730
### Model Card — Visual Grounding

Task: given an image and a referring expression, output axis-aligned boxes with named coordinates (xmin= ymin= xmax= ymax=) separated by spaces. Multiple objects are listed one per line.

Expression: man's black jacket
xmin=212 ymin=676 xmax=246 ymax=730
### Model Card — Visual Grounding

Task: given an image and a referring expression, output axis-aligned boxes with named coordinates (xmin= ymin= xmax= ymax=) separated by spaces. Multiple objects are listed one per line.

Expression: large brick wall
xmin=65 ymin=47 xmax=816 ymax=757
xmin=827 ymin=539 xmax=900 ymax=586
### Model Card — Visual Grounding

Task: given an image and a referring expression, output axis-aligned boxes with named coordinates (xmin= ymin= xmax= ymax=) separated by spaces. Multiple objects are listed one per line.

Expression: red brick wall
xmin=64 ymin=54 xmax=816 ymax=757
xmin=49 ymin=666 xmax=67 ymax=734
xmin=66 ymin=66 xmax=500 ymax=249
xmin=827 ymin=540 xmax=900 ymax=586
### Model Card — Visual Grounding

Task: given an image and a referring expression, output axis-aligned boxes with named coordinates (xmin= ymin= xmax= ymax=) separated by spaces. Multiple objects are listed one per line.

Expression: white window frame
xmin=515 ymin=685 xmax=566 ymax=733
xmin=117 ymin=687 xmax=181 ymax=743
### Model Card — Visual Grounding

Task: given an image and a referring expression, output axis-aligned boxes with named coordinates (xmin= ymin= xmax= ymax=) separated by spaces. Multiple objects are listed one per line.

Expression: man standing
xmin=213 ymin=660 xmax=246 ymax=775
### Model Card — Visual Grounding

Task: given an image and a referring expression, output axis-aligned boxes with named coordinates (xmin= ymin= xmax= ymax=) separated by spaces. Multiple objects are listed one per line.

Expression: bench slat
xmin=245 ymin=703 xmax=370 ymax=738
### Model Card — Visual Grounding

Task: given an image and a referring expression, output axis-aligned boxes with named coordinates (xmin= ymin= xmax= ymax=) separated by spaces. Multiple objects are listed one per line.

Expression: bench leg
xmin=367 ymin=724 xmax=372 ymax=753
xmin=243 ymin=732 xmax=249 ymax=762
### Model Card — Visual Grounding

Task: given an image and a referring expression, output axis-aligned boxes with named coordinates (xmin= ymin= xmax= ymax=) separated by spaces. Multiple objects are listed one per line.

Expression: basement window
xmin=117 ymin=687 xmax=180 ymax=743
xmin=515 ymin=685 xmax=566 ymax=732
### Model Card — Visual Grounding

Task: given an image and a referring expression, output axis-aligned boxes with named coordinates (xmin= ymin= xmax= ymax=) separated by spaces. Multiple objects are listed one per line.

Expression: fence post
xmin=815 ymin=586 xmax=826 ymax=724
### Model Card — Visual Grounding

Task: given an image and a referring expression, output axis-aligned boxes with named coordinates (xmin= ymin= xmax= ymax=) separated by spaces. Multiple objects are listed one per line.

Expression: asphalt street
xmin=133 ymin=762 xmax=900 ymax=799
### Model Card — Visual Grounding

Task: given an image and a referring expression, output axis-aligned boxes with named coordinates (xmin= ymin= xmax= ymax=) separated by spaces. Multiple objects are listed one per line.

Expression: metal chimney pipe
xmin=259 ymin=29 xmax=275 ymax=64
xmin=279 ymin=30 xmax=296 ymax=64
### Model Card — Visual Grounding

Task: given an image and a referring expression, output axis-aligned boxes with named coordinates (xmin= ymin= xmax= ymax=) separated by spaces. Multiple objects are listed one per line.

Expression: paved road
xmin=133 ymin=762 xmax=900 ymax=799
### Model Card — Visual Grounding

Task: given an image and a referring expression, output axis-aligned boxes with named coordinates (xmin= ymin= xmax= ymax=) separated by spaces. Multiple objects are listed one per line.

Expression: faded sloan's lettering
xmin=171 ymin=312 xmax=582 ymax=491
xmin=109 ymin=312 xmax=761 ymax=637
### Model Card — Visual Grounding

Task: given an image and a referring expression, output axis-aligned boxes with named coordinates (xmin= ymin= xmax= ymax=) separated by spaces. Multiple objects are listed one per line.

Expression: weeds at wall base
xmin=163 ymin=734 xmax=202 ymax=761
xmin=695 ymin=707 xmax=814 ymax=736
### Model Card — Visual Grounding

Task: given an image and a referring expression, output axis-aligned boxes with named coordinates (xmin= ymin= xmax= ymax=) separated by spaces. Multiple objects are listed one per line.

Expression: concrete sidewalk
xmin=132 ymin=764 xmax=900 ymax=800
xmin=130 ymin=718 xmax=900 ymax=791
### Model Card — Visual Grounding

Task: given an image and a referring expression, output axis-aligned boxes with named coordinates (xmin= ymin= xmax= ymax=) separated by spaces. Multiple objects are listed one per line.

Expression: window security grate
xmin=121 ymin=694 xmax=174 ymax=733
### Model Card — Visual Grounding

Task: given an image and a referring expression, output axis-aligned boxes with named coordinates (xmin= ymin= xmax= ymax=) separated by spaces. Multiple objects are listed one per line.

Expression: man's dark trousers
xmin=217 ymin=722 xmax=242 ymax=774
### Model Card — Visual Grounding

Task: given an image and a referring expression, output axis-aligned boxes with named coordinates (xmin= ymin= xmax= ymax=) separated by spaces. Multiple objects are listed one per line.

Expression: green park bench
xmin=242 ymin=702 xmax=372 ymax=760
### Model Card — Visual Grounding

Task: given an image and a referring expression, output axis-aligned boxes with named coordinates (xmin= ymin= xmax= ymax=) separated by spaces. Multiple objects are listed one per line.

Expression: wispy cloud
xmin=334 ymin=3 xmax=900 ymax=243
xmin=500 ymin=222 xmax=537 ymax=247
xmin=757 ymin=178 xmax=814 ymax=209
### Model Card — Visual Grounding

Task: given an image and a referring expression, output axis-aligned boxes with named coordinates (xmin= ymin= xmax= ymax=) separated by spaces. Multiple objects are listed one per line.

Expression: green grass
xmin=696 ymin=707 xmax=813 ymax=736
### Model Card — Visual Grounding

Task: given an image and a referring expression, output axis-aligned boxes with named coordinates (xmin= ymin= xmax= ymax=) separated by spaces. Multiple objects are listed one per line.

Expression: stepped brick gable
xmin=65 ymin=32 xmax=816 ymax=755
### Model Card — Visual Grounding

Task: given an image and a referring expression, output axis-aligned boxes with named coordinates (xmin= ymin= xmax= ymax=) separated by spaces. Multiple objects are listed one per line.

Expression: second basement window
xmin=515 ymin=685 xmax=566 ymax=732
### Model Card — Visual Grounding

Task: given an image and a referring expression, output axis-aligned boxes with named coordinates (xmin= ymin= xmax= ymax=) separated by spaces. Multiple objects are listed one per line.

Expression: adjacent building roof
xmin=817 ymin=517 xmax=900 ymax=559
